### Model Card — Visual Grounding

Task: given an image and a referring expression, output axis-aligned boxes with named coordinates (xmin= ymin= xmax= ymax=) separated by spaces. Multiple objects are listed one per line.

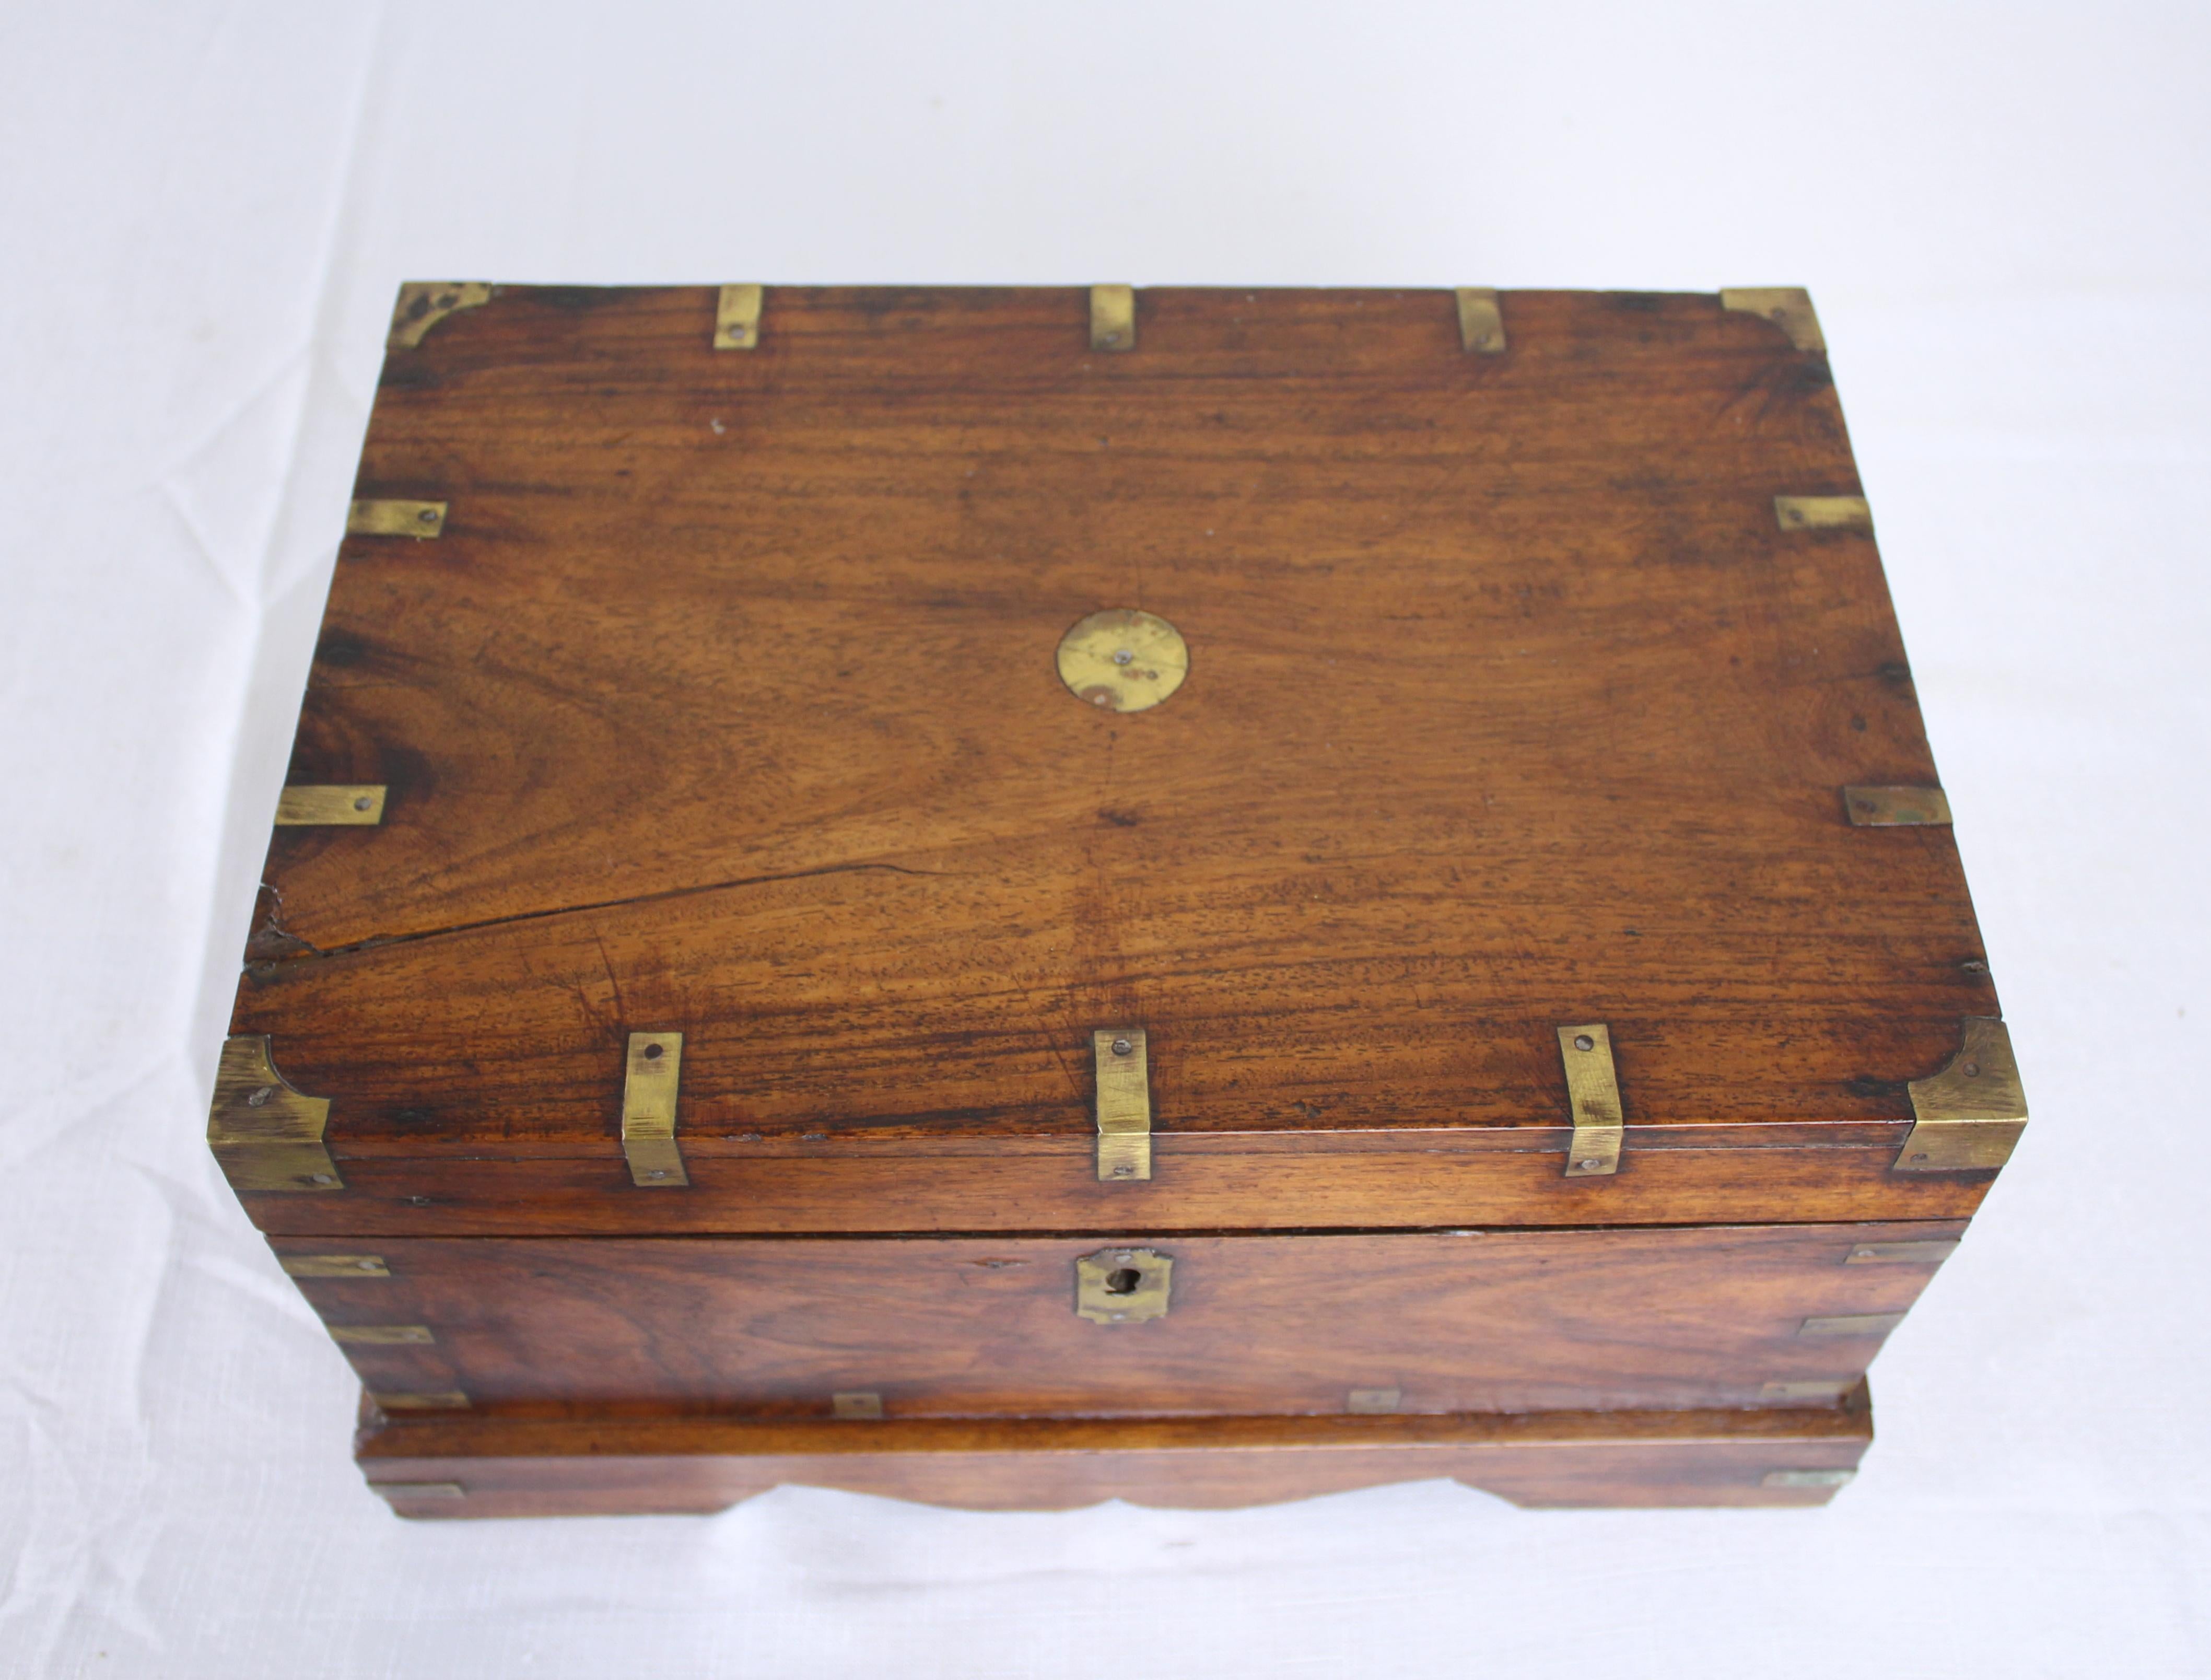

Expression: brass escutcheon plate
xmin=1056 ymin=609 xmax=1188 ymax=714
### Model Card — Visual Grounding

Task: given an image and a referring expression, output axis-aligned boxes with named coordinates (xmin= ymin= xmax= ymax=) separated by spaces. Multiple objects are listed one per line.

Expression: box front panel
xmin=282 ymin=1221 xmax=1961 ymax=1419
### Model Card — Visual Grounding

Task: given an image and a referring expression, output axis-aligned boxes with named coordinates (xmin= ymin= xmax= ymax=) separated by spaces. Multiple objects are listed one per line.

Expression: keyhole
xmin=1104 ymin=1267 xmax=1142 ymax=1296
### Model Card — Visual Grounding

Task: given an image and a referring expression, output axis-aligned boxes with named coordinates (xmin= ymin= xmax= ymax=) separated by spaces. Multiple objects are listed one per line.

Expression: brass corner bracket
xmin=1721 ymin=287 xmax=1826 ymax=354
xmin=621 ymin=1032 xmax=689 ymax=1187
xmin=1090 ymin=285 xmax=1136 ymax=352
xmin=1557 ymin=1023 xmax=1623 ymax=1177
xmin=1093 ymin=1028 xmax=1152 ymax=1181
xmin=1075 ymin=1247 xmax=1173 ymax=1323
xmin=715 ymin=284 xmax=762 ymax=349
xmin=388 ymin=283 xmax=493 ymax=351
xmin=208 ymin=1035 xmax=342 ymax=1193
xmin=1894 ymin=1016 xmax=2027 ymax=1173
xmin=1455 ymin=287 xmax=1505 ymax=353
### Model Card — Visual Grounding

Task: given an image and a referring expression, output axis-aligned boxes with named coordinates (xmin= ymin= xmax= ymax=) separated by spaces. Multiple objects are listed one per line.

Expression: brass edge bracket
xmin=715 ymin=284 xmax=763 ymax=349
xmin=1075 ymin=1246 xmax=1173 ymax=1323
xmin=208 ymin=1035 xmax=342 ymax=1193
xmin=1775 ymin=495 xmax=1871 ymax=532
xmin=282 ymin=1254 xmax=390 ymax=1277
xmin=389 ymin=282 xmax=493 ymax=350
xmin=1846 ymin=1240 xmax=1962 ymax=1265
xmin=1090 ymin=285 xmax=1136 ymax=352
xmin=1721 ymin=287 xmax=1826 ymax=353
xmin=1557 ymin=1023 xmax=1623 ymax=1177
xmin=1844 ymin=786 xmax=1952 ymax=827
xmin=370 ymin=1390 xmax=471 ymax=1411
xmin=347 ymin=499 xmax=447 ymax=538
xmin=1093 ymin=1028 xmax=1152 ymax=1181
xmin=275 ymin=785 xmax=387 ymax=826
xmin=622 ymin=1032 xmax=688 ymax=1186
xmin=1455 ymin=287 xmax=1505 ymax=353
xmin=1800 ymin=1313 xmax=1907 ymax=1336
xmin=1894 ymin=1016 xmax=2027 ymax=1173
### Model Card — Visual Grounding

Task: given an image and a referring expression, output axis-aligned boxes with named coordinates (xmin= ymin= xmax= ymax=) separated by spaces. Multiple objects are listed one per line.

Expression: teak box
xmin=209 ymin=281 xmax=2027 ymax=1516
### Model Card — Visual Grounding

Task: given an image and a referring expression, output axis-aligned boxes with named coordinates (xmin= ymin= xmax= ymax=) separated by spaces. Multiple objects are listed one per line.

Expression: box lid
xmin=220 ymin=284 xmax=2018 ymax=1237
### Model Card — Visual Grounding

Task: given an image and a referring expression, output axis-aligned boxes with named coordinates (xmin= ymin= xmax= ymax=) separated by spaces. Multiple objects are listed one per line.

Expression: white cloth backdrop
xmin=3 ymin=2 xmax=2206 ymax=1673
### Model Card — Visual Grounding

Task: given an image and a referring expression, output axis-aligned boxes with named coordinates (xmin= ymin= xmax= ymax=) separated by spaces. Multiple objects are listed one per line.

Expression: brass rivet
xmin=357 ymin=1259 xmax=380 ymax=1271
xmin=647 ymin=1169 xmax=666 ymax=1179
xmin=352 ymin=796 xmax=373 ymax=811
xmin=1910 ymin=1152 xmax=1929 ymax=1163
xmin=417 ymin=507 xmax=438 ymax=523
xmin=1962 ymin=1061 xmax=1980 ymax=1077
xmin=246 ymin=1086 xmax=273 ymax=1107
xmin=310 ymin=1173 xmax=335 ymax=1185
xmin=1112 ymin=1036 xmax=1133 ymax=1056
xmin=1576 ymin=1157 xmax=1601 ymax=1171
xmin=1113 ymin=648 xmax=1133 ymax=665
xmin=1573 ymin=1034 xmax=1595 ymax=1052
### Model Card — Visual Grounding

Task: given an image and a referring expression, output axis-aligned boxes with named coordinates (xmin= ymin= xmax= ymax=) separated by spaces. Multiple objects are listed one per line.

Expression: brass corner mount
xmin=207 ymin=1035 xmax=342 ymax=1193
xmin=1894 ymin=1016 xmax=2027 ymax=1173
xmin=1721 ymin=287 xmax=1826 ymax=354
xmin=388 ymin=283 xmax=493 ymax=351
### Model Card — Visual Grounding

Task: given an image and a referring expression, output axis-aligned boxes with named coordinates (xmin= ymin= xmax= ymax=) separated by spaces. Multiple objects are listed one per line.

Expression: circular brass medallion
xmin=1056 ymin=609 xmax=1189 ymax=714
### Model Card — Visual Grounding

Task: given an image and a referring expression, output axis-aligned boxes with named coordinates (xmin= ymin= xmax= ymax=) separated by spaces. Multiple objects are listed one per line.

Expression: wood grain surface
xmin=355 ymin=1394 xmax=1876 ymax=1515
xmin=284 ymin=1222 xmax=1958 ymax=1417
xmin=229 ymin=285 xmax=2003 ymax=1230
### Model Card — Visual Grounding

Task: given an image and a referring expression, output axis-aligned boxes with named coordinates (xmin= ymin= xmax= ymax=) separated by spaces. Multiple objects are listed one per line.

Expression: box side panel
xmin=280 ymin=1223 xmax=1959 ymax=1418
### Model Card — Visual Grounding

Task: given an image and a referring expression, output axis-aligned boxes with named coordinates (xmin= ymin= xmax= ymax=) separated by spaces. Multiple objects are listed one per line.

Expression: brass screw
xmin=1576 ymin=1157 xmax=1602 ymax=1171
xmin=417 ymin=507 xmax=438 ymax=523
xmin=246 ymin=1086 xmax=273 ymax=1107
xmin=647 ymin=1169 xmax=667 ymax=1180
xmin=1113 ymin=648 xmax=1134 ymax=666
xmin=353 ymin=796 xmax=373 ymax=811
xmin=1910 ymin=1152 xmax=1930 ymax=1163
xmin=310 ymin=1173 xmax=335 ymax=1185
xmin=1573 ymin=1034 xmax=1594 ymax=1052
xmin=1962 ymin=1062 xmax=1980 ymax=1077
xmin=356 ymin=1259 xmax=379 ymax=1271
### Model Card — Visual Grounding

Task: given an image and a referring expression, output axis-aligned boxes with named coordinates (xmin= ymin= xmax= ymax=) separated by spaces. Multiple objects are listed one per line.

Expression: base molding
xmin=355 ymin=1389 xmax=1873 ymax=1517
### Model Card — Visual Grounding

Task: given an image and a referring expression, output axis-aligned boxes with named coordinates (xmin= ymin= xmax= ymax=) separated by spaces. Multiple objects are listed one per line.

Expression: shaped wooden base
xmin=355 ymin=1387 xmax=1873 ymax=1518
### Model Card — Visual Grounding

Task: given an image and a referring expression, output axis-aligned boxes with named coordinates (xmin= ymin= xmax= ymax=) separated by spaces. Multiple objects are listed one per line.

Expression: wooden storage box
xmin=212 ymin=281 xmax=2026 ymax=1515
